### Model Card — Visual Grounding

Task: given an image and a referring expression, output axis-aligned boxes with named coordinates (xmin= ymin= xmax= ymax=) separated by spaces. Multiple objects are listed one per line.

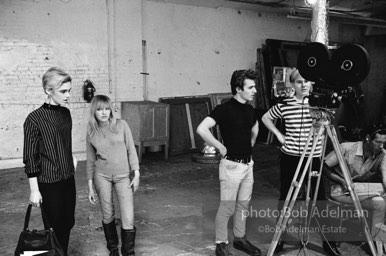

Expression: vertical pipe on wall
xmin=311 ymin=0 xmax=328 ymax=44
xmin=106 ymin=0 xmax=113 ymax=94
xmin=112 ymin=0 xmax=117 ymax=100
xmin=142 ymin=40 xmax=149 ymax=101
xmin=141 ymin=0 xmax=149 ymax=101
xmin=106 ymin=0 xmax=117 ymax=99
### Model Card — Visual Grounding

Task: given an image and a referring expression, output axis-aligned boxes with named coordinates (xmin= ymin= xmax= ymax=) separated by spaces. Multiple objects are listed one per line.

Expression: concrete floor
xmin=0 ymin=144 xmax=374 ymax=256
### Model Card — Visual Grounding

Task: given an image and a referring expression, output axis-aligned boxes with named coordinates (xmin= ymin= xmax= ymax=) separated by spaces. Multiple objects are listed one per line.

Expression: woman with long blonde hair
xmin=86 ymin=95 xmax=140 ymax=256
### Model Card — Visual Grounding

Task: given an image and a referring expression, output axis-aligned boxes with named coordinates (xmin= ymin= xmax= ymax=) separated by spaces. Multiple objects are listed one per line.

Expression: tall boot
xmin=121 ymin=227 xmax=136 ymax=256
xmin=102 ymin=221 xmax=119 ymax=256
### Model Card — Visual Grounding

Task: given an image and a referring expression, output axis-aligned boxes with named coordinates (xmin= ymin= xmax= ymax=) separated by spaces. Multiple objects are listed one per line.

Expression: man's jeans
xmin=94 ymin=172 xmax=134 ymax=229
xmin=215 ymin=158 xmax=254 ymax=243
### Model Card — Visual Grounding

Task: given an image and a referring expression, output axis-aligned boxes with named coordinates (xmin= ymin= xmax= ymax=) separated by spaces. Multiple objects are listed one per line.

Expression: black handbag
xmin=14 ymin=204 xmax=65 ymax=256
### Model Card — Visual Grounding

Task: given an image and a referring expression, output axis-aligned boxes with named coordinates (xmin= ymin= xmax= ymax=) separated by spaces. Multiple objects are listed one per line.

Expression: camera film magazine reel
xmin=297 ymin=42 xmax=370 ymax=88
xmin=330 ymin=44 xmax=371 ymax=88
xmin=297 ymin=42 xmax=330 ymax=83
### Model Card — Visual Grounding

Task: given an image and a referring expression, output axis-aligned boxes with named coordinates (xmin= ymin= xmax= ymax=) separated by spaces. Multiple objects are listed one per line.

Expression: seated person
xmin=323 ymin=125 xmax=386 ymax=239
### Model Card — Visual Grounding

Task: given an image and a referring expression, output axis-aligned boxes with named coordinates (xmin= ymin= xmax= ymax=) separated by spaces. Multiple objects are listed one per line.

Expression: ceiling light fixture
xmin=304 ymin=0 xmax=317 ymax=6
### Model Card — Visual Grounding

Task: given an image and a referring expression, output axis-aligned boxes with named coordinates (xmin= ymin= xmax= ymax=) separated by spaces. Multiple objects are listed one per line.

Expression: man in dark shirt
xmin=197 ymin=69 xmax=260 ymax=256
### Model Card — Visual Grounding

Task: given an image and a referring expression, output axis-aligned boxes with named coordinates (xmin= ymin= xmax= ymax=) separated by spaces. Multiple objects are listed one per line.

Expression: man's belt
xmin=224 ymin=155 xmax=251 ymax=164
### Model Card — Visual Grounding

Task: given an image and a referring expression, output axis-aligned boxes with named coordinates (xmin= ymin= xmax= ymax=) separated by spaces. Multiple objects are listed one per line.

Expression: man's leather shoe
xmin=322 ymin=241 xmax=342 ymax=256
xmin=215 ymin=242 xmax=233 ymax=256
xmin=233 ymin=236 xmax=261 ymax=256
xmin=274 ymin=240 xmax=285 ymax=254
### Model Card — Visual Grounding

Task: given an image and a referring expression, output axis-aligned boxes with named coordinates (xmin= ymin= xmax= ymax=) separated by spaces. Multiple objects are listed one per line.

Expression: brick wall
xmin=0 ymin=0 xmax=142 ymax=164
xmin=0 ymin=38 xmax=111 ymax=160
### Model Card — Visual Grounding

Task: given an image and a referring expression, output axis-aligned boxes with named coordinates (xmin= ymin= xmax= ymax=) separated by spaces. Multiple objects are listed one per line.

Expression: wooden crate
xmin=121 ymin=101 xmax=169 ymax=162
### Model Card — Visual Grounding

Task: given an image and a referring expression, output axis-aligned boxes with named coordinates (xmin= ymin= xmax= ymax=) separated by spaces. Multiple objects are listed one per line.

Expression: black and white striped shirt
xmin=266 ymin=97 xmax=323 ymax=157
xmin=23 ymin=103 xmax=74 ymax=183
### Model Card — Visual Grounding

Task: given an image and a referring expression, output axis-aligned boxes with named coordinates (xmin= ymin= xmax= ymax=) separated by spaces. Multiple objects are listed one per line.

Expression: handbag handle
xmin=23 ymin=203 xmax=52 ymax=231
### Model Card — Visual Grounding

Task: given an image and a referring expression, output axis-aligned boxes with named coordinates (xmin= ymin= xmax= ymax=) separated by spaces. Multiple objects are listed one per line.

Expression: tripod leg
xmin=267 ymin=129 xmax=313 ymax=256
xmin=267 ymin=125 xmax=325 ymax=256
xmin=326 ymin=125 xmax=377 ymax=256
xmin=300 ymin=153 xmax=316 ymax=245
xmin=267 ymin=129 xmax=314 ymax=254
xmin=300 ymin=164 xmax=313 ymax=244
xmin=301 ymin=130 xmax=329 ymax=245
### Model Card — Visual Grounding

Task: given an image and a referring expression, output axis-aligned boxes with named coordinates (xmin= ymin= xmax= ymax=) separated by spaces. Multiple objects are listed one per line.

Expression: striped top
xmin=266 ymin=97 xmax=323 ymax=157
xmin=23 ymin=103 xmax=74 ymax=183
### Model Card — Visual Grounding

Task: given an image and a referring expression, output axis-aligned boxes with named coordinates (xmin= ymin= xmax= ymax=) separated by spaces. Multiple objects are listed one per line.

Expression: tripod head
xmin=308 ymin=106 xmax=335 ymax=126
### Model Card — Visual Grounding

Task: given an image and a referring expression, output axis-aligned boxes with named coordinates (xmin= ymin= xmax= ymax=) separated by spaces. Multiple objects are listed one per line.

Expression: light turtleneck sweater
xmin=86 ymin=119 xmax=139 ymax=180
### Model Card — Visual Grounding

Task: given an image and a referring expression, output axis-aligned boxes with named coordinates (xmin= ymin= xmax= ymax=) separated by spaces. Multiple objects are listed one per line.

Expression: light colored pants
xmin=215 ymin=158 xmax=254 ymax=243
xmin=332 ymin=194 xmax=386 ymax=235
xmin=94 ymin=172 xmax=134 ymax=229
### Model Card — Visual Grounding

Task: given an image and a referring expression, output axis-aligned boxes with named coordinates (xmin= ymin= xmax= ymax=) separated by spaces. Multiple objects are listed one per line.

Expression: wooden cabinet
xmin=121 ymin=101 xmax=169 ymax=162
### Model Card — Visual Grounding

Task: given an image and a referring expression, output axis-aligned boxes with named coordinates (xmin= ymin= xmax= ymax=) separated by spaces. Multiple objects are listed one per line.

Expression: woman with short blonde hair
xmin=23 ymin=67 xmax=75 ymax=255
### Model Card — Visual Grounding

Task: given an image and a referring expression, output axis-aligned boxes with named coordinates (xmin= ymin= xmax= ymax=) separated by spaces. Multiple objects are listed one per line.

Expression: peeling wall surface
xmin=0 ymin=0 xmax=142 ymax=161
xmin=0 ymin=0 xmax=384 ymax=162
xmin=142 ymin=1 xmax=364 ymax=100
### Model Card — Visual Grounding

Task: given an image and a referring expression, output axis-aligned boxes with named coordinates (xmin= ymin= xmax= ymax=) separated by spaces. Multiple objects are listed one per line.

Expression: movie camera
xmin=267 ymin=42 xmax=377 ymax=256
xmin=272 ymin=42 xmax=371 ymax=111
xmin=297 ymin=42 xmax=370 ymax=109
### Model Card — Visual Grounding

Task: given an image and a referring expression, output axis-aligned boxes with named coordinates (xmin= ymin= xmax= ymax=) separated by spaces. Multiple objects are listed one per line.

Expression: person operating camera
xmin=262 ymin=69 xmax=341 ymax=256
